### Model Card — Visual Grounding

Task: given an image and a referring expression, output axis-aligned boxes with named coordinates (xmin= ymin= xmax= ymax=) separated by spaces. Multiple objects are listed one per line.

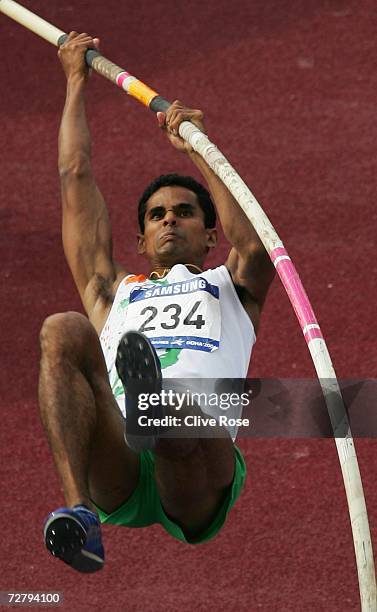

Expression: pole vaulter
xmin=0 ymin=0 xmax=375 ymax=609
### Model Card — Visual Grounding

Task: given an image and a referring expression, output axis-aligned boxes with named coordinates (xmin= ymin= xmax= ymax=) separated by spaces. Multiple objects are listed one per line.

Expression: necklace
xmin=149 ymin=263 xmax=203 ymax=279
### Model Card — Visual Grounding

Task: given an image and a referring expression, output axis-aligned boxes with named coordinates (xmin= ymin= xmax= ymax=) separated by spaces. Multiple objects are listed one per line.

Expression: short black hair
xmin=138 ymin=173 xmax=216 ymax=233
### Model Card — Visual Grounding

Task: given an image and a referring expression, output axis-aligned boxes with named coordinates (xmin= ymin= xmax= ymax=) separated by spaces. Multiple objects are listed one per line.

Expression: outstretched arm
xmin=157 ymin=102 xmax=275 ymax=329
xmin=58 ymin=32 xmax=127 ymax=325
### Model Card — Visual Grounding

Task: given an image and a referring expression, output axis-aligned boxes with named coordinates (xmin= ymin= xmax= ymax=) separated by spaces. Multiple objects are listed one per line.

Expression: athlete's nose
xmin=163 ymin=209 xmax=177 ymax=226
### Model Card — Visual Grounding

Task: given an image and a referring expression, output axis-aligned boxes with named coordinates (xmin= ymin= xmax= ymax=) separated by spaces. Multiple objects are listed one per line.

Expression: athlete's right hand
xmin=58 ymin=32 xmax=100 ymax=81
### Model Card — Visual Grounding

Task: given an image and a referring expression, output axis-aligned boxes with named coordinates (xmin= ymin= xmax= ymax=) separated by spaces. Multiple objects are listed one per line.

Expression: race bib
xmin=126 ymin=277 xmax=221 ymax=352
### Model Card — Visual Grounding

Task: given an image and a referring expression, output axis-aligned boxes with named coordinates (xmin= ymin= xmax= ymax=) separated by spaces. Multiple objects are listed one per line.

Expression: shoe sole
xmin=44 ymin=513 xmax=104 ymax=573
xmin=116 ymin=331 xmax=162 ymax=451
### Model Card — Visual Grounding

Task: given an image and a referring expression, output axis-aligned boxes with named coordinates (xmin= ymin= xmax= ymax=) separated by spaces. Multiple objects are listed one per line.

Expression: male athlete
xmin=40 ymin=32 xmax=275 ymax=572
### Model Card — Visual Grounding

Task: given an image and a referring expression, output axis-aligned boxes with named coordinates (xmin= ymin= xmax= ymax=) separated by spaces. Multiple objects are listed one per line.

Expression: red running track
xmin=0 ymin=1 xmax=376 ymax=610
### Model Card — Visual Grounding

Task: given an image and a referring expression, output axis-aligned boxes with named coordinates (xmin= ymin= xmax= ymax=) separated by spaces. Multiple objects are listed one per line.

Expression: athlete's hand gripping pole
xmin=1 ymin=1 xmax=376 ymax=609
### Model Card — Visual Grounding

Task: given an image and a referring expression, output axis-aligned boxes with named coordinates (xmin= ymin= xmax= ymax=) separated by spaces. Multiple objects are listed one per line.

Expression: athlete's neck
xmin=149 ymin=263 xmax=203 ymax=279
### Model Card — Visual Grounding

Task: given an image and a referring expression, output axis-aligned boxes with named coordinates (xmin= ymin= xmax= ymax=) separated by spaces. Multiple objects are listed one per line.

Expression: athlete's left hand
xmin=157 ymin=100 xmax=206 ymax=154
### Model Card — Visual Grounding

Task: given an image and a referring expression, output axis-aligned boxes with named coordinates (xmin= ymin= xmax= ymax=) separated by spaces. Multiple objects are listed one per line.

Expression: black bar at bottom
xmin=150 ymin=95 xmax=171 ymax=113
xmin=57 ymin=33 xmax=67 ymax=46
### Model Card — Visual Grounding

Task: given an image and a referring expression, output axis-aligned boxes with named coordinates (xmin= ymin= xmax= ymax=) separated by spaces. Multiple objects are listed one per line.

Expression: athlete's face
xmin=137 ymin=186 xmax=217 ymax=268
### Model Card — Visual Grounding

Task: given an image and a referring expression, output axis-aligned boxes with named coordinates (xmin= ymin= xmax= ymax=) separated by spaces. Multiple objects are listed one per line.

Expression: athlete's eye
xmin=150 ymin=211 xmax=163 ymax=220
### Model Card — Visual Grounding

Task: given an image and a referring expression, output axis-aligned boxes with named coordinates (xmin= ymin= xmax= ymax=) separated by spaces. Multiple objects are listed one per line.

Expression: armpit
xmin=87 ymin=273 xmax=114 ymax=305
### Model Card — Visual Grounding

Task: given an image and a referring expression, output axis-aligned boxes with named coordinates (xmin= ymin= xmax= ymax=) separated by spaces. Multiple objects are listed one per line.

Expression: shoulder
xmin=200 ymin=264 xmax=229 ymax=283
xmin=201 ymin=264 xmax=259 ymax=335
xmin=219 ymin=263 xmax=262 ymax=332
xmin=224 ymin=247 xmax=275 ymax=332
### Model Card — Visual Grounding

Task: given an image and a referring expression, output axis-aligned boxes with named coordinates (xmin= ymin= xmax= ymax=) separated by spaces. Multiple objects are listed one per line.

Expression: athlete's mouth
xmin=160 ymin=231 xmax=181 ymax=243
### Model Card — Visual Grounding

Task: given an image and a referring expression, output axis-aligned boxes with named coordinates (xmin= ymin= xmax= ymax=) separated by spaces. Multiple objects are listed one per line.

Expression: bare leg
xmin=155 ymin=422 xmax=236 ymax=537
xmin=39 ymin=311 xmax=139 ymax=514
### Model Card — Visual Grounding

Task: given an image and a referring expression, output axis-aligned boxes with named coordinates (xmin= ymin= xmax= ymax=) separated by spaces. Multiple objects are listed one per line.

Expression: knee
xmin=39 ymin=311 xmax=91 ymax=359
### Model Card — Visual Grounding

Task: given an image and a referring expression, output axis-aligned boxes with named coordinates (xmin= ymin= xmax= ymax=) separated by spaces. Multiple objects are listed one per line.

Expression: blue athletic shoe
xmin=44 ymin=505 xmax=104 ymax=573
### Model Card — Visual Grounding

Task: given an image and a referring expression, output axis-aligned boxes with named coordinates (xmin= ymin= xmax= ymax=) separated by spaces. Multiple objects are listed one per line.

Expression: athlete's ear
xmin=137 ymin=233 xmax=146 ymax=255
xmin=206 ymin=228 xmax=217 ymax=249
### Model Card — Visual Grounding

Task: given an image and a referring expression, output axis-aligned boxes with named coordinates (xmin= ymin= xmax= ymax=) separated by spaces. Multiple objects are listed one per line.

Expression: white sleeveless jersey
xmin=100 ymin=264 xmax=256 ymax=439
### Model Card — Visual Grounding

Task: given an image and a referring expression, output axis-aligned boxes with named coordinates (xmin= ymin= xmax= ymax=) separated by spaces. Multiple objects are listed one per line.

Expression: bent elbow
xmin=58 ymin=154 xmax=91 ymax=180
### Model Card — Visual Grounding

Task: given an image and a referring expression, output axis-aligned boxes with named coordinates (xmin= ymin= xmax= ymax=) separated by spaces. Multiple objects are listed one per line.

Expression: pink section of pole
xmin=271 ymin=246 xmax=322 ymax=337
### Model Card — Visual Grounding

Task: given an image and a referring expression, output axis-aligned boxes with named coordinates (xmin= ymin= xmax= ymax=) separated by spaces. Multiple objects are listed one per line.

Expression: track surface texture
xmin=0 ymin=1 xmax=376 ymax=610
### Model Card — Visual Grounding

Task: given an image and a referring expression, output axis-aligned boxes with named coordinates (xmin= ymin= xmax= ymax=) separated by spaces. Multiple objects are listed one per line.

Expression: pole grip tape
xmin=57 ymin=34 xmax=170 ymax=112
xmin=57 ymin=33 xmax=67 ymax=46
xmin=58 ymin=33 xmax=102 ymax=67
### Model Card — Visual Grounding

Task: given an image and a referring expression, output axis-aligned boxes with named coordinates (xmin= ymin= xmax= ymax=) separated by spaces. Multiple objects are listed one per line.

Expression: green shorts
xmin=94 ymin=445 xmax=246 ymax=544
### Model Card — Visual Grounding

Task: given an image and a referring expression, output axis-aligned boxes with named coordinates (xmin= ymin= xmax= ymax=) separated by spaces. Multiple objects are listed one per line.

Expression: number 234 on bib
xmin=126 ymin=277 xmax=221 ymax=353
